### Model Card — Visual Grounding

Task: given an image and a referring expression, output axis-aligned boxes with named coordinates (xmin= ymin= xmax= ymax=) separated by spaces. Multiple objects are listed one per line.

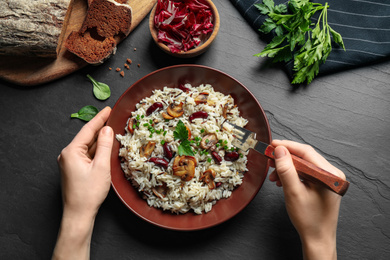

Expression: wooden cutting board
xmin=0 ymin=0 xmax=157 ymax=86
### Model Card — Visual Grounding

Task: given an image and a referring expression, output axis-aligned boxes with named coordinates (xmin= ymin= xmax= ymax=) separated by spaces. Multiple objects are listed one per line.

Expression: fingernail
xmin=102 ymin=126 xmax=113 ymax=136
xmin=274 ymin=146 xmax=286 ymax=159
xmin=271 ymin=139 xmax=280 ymax=146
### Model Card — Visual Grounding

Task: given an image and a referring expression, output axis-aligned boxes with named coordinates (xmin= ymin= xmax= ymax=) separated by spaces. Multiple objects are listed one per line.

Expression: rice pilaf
xmin=116 ymin=84 xmax=249 ymax=214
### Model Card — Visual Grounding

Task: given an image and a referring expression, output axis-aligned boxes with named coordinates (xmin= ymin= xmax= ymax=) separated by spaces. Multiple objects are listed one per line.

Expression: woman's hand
xmin=269 ymin=140 xmax=346 ymax=260
xmin=53 ymin=106 xmax=114 ymax=260
xmin=57 ymin=106 xmax=114 ymax=218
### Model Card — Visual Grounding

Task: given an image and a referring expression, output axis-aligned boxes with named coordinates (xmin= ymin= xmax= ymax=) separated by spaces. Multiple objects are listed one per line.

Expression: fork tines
xmin=222 ymin=121 xmax=258 ymax=152
xmin=223 ymin=121 xmax=251 ymax=144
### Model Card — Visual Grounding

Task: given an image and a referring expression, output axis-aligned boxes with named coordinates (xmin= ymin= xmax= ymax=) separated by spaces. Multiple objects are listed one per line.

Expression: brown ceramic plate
xmin=107 ymin=65 xmax=271 ymax=231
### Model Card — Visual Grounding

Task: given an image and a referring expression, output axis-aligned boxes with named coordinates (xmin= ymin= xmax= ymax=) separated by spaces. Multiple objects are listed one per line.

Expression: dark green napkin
xmin=230 ymin=0 xmax=390 ymax=79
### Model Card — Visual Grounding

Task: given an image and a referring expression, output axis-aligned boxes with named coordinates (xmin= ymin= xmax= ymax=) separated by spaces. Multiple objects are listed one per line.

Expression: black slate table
xmin=1 ymin=1 xmax=389 ymax=259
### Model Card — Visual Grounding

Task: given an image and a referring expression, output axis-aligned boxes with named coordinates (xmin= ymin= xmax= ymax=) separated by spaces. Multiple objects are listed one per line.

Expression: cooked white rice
xmin=117 ymin=84 xmax=249 ymax=214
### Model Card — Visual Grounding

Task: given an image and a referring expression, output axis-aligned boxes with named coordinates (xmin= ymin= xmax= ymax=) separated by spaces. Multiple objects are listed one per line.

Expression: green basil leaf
xmin=71 ymin=105 xmax=99 ymax=121
xmin=87 ymin=74 xmax=111 ymax=101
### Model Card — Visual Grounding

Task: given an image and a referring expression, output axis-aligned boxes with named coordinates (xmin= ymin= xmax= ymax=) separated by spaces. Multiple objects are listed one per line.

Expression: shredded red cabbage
xmin=154 ymin=0 xmax=214 ymax=53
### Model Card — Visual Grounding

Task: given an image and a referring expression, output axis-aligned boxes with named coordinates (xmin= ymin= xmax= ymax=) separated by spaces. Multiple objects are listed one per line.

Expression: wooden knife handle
xmin=264 ymin=146 xmax=350 ymax=196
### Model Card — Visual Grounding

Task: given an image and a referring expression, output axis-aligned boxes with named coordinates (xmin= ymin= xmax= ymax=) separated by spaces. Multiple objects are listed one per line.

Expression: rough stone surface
xmin=0 ymin=0 xmax=389 ymax=259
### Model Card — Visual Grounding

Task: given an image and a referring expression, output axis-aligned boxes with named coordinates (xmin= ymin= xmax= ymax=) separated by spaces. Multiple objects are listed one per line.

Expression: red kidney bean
xmin=224 ymin=151 xmax=239 ymax=161
xmin=149 ymin=157 xmax=169 ymax=169
xmin=146 ymin=102 xmax=163 ymax=116
xmin=178 ymin=84 xmax=190 ymax=92
xmin=211 ymin=151 xmax=222 ymax=164
xmin=163 ymin=142 xmax=174 ymax=160
xmin=189 ymin=111 xmax=208 ymax=122
xmin=216 ymin=182 xmax=222 ymax=188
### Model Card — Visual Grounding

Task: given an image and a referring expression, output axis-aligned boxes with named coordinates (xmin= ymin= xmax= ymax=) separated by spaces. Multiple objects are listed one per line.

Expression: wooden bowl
xmin=149 ymin=0 xmax=220 ymax=58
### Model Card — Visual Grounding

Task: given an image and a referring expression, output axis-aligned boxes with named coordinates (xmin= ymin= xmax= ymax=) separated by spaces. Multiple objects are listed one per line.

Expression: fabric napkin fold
xmin=230 ymin=0 xmax=390 ymax=80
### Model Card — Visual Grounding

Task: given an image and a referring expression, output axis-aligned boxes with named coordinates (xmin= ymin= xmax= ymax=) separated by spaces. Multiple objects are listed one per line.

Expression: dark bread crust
xmin=88 ymin=0 xmax=128 ymax=6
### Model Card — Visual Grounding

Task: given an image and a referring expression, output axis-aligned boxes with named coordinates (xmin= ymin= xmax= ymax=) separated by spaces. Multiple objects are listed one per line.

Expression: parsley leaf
xmin=174 ymin=120 xmax=188 ymax=140
xmin=254 ymin=0 xmax=345 ymax=85
xmin=177 ymin=140 xmax=194 ymax=156
xmin=174 ymin=120 xmax=194 ymax=156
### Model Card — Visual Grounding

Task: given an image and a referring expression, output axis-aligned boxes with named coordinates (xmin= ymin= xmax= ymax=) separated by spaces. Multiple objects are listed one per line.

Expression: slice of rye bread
xmin=65 ymin=30 xmax=117 ymax=65
xmin=65 ymin=0 xmax=132 ymax=64
xmin=81 ymin=0 xmax=132 ymax=39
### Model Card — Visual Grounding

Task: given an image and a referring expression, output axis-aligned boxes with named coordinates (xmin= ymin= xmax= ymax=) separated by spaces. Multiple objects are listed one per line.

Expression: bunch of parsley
xmin=254 ymin=0 xmax=345 ymax=84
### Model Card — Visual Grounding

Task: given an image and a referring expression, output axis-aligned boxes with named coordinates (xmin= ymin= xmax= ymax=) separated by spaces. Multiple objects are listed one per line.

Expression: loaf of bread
xmin=65 ymin=0 xmax=132 ymax=64
xmin=0 ymin=0 xmax=72 ymax=58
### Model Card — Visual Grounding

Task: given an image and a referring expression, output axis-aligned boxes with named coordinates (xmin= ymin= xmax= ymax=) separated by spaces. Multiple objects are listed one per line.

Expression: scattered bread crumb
xmin=108 ymin=59 xmax=135 ymax=76
xmin=137 ymin=64 xmax=140 ymax=68
xmin=134 ymin=48 xmax=137 ymax=51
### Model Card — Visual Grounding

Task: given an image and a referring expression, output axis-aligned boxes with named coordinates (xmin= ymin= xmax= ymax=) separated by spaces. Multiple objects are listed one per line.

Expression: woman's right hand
xmin=269 ymin=140 xmax=346 ymax=260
